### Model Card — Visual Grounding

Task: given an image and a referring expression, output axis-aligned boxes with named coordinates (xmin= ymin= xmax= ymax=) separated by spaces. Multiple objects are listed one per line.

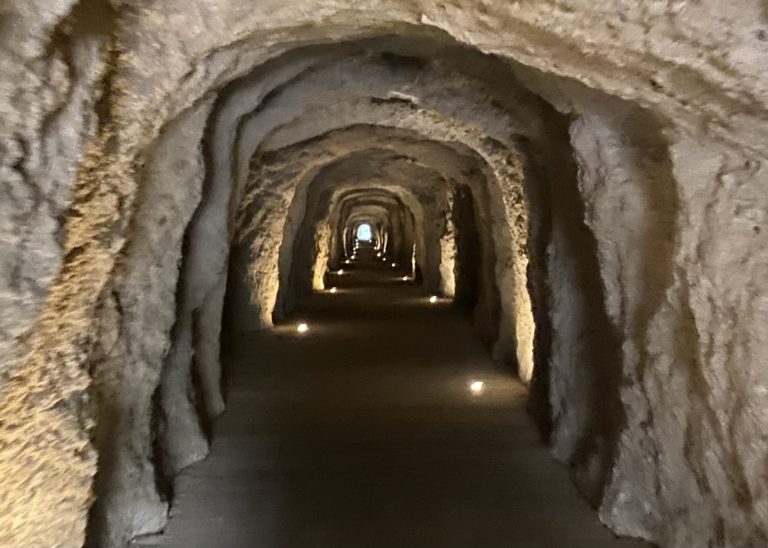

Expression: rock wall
xmin=599 ymin=133 xmax=768 ymax=546
xmin=0 ymin=3 xmax=113 ymax=545
xmin=86 ymin=99 xmax=214 ymax=548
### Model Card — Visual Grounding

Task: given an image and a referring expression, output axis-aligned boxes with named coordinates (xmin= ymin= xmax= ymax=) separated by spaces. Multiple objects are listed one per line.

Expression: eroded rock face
xmin=1 ymin=2 xmax=766 ymax=548
xmin=87 ymin=98 xmax=215 ymax=548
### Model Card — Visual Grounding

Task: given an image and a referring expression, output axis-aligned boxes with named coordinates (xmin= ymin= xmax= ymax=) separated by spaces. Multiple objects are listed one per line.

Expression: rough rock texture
xmin=1 ymin=2 xmax=767 ymax=548
xmin=599 ymin=134 xmax=768 ymax=546
xmin=0 ymin=2 xmax=112 ymax=545
xmin=87 ymin=98 xmax=214 ymax=548
xmin=439 ymin=192 xmax=458 ymax=299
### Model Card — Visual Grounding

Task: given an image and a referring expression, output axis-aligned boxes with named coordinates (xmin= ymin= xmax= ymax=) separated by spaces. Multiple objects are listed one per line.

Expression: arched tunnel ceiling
xmin=237 ymin=128 xmax=514 ymax=245
xmin=236 ymin=146 xmax=450 ymax=247
xmin=344 ymin=205 xmax=396 ymax=238
xmin=336 ymin=190 xmax=414 ymax=227
xmin=102 ymin=7 xmax=768 ymax=158
xmin=339 ymin=195 xmax=404 ymax=232
xmin=232 ymin=46 xmax=546 ymax=165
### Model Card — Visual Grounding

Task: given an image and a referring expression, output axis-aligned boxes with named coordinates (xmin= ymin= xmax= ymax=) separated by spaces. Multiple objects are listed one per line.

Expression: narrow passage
xmin=135 ymin=249 xmax=648 ymax=548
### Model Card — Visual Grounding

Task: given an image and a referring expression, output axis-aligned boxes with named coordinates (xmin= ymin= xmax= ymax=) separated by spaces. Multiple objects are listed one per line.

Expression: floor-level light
xmin=338 ymin=269 xmax=344 ymax=275
xmin=402 ymin=276 xmax=409 ymax=281
xmin=296 ymin=322 xmax=309 ymax=334
xmin=391 ymin=262 xmax=397 ymax=268
xmin=429 ymin=295 xmax=438 ymax=303
xmin=329 ymin=287 xmax=338 ymax=294
xmin=469 ymin=380 xmax=485 ymax=394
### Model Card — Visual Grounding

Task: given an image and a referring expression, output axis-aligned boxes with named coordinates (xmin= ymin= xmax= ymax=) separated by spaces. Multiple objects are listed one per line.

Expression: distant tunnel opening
xmin=355 ymin=223 xmax=373 ymax=242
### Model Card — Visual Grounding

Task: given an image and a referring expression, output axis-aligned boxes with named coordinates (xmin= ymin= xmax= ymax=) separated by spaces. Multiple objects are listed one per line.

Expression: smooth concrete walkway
xmin=134 ymin=252 xmax=649 ymax=548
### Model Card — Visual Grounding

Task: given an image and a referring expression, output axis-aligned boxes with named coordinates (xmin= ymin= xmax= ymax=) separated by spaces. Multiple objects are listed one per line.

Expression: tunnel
xmin=1 ymin=2 xmax=768 ymax=548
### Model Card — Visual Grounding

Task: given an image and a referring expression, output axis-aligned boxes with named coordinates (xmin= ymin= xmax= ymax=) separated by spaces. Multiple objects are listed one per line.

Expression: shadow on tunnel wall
xmin=520 ymin=119 xmax=626 ymax=506
xmin=452 ymin=183 xmax=501 ymax=350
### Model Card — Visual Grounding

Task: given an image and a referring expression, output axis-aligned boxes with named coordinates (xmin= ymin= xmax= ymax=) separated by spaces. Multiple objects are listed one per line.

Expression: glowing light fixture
xmin=329 ymin=287 xmax=338 ymax=294
xmin=391 ymin=262 xmax=397 ymax=268
xmin=296 ymin=322 xmax=309 ymax=334
xmin=402 ymin=276 xmax=409 ymax=281
xmin=469 ymin=380 xmax=485 ymax=394
xmin=338 ymin=269 xmax=344 ymax=275
xmin=376 ymin=252 xmax=382 ymax=257
xmin=429 ymin=295 xmax=438 ymax=303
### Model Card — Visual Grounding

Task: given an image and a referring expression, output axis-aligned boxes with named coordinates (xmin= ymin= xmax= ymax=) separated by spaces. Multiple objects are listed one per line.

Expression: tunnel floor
xmin=134 ymin=255 xmax=649 ymax=548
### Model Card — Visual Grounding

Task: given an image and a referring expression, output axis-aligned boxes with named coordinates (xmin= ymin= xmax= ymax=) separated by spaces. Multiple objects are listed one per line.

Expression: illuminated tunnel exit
xmin=355 ymin=222 xmax=373 ymax=242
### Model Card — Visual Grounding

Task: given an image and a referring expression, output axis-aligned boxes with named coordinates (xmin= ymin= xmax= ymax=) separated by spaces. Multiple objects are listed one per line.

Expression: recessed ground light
xmin=469 ymin=380 xmax=485 ymax=394
xmin=296 ymin=322 xmax=309 ymax=334
xmin=402 ymin=276 xmax=409 ymax=281
xmin=338 ymin=269 xmax=344 ymax=275
xmin=391 ymin=262 xmax=397 ymax=268
xmin=429 ymin=295 xmax=438 ymax=303
xmin=376 ymin=252 xmax=382 ymax=257
xmin=329 ymin=287 xmax=338 ymax=294
xmin=344 ymin=259 xmax=351 ymax=264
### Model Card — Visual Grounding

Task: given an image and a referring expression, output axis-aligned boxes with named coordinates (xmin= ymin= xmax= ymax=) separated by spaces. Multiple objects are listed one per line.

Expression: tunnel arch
xmin=231 ymin=129 xmax=515 ymax=343
xmin=329 ymin=190 xmax=419 ymax=275
xmin=284 ymin=185 xmax=422 ymax=319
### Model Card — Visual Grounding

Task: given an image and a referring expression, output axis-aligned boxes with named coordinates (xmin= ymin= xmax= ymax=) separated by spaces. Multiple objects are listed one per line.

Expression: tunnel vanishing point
xmin=1 ymin=2 xmax=768 ymax=547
